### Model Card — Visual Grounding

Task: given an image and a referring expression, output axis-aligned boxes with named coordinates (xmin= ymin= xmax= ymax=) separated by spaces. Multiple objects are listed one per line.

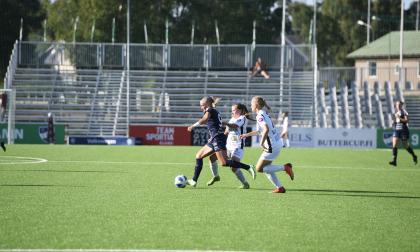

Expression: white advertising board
xmin=289 ymin=128 xmax=314 ymax=147
xmin=251 ymin=127 xmax=376 ymax=149
xmin=251 ymin=127 xmax=314 ymax=148
xmin=313 ymin=128 xmax=376 ymax=148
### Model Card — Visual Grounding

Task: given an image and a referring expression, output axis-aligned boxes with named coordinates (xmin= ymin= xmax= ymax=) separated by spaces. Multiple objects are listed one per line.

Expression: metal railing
xmin=3 ymin=41 xmax=19 ymax=89
xmin=18 ymin=41 xmax=314 ymax=70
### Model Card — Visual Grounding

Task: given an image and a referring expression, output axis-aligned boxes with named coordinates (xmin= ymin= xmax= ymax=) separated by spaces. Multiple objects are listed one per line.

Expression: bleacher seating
xmin=11 ymin=67 xmax=315 ymax=136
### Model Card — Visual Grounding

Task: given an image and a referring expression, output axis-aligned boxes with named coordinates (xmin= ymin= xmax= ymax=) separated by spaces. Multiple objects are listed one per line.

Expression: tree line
xmin=1 ymin=0 xmax=419 ymax=79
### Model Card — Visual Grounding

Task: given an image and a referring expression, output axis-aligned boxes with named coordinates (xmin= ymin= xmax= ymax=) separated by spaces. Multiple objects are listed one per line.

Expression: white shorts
xmin=258 ymin=146 xmax=281 ymax=161
xmin=227 ymin=148 xmax=244 ymax=160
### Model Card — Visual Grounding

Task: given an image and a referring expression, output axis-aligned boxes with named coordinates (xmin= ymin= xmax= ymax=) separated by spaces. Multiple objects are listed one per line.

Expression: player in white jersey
xmin=280 ymin=111 xmax=290 ymax=148
xmin=240 ymin=96 xmax=294 ymax=193
xmin=207 ymin=103 xmax=253 ymax=189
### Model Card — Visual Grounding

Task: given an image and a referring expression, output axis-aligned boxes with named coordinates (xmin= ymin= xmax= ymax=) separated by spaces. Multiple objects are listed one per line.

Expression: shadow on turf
xmin=288 ymin=188 xmax=420 ymax=199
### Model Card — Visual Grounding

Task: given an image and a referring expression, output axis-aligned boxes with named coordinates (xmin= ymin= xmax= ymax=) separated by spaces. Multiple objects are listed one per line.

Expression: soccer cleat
xmin=414 ymin=155 xmax=418 ymax=165
xmin=0 ymin=141 xmax=5 ymax=152
xmin=389 ymin=160 xmax=397 ymax=166
xmin=187 ymin=179 xmax=197 ymax=187
xmin=248 ymin=165 xmax=256 ymax=180
xmin=239 ymin=182 xmax=250 ymax=189
xmin=272 ymin=187 xmax=286 ymax=193
xmin=206 ymin=175 xmax=220 ymax=186
xmin=284 ymin=163 xmax=294 ymax=180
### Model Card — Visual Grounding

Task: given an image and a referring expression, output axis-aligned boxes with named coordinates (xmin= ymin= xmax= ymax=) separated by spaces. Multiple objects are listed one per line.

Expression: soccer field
xmin=0 ymin=145 xmax=419 ymax=251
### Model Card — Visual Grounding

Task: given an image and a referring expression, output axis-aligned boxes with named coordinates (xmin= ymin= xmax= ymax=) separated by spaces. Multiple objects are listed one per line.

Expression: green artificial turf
xmin=0 ymin=145 xmax=419 ymax=251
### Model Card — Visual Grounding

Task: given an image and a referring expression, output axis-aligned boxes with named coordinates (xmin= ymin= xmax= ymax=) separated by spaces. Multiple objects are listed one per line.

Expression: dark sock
xmin=192 ymin=158 xmax=203 ymax=182
xmin=392 ymin=147 xmax=398 ymax=162
xmin=406 ymin=146 xmax=415 ymax=157
xmin=226 ymin=160 xmax=250 ymax=170
xmin=0 ymin=141 xmax=5 ymax=152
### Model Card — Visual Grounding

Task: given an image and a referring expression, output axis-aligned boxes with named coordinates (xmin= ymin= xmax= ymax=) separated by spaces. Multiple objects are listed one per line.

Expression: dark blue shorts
xmin=206 ymin=134 xmax=227 ymax=152
xmin=393 ymin=129 xmax=409 ymax=141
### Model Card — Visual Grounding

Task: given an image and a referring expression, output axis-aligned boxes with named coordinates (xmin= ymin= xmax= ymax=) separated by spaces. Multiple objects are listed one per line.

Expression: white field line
xmin=0 ymin=249 xmax=250 ymax=252
xmin=0 ymin=156 xmax=48 ymax=165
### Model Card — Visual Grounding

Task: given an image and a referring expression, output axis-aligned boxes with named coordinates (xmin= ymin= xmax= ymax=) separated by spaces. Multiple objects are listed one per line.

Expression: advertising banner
xmin=0 ymin=123 xmax=65 ymax=144
xmin=313 ymin=128 xmax=376 ymax=148
xmin=289 ymin=128 xmax=314 ymax=147
xmin=129 ymin=125 xmax=190 ymax=145
xmin=377 ymin=128 xmax=420 ymax=149
xmin=191 ymin=126 xmax=209 ymax=146
xmin=69 ymin=136 xmax=141 ymax=145
xmin=251 ymin=127 xmax=314 ymax=148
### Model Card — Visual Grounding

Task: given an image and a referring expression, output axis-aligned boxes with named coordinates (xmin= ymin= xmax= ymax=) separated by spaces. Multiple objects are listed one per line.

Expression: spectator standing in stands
xmin=251 ymin=57 xmax=270 ymax=79
xmin=389 ymin=101 xmax=417 ymax=166
xmin=279 ymin=111 xmax=290 ymax=148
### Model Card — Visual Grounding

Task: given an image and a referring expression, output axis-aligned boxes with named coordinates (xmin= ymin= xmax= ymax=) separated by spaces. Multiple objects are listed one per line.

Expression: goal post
xmin=0 ymin=89 xmax=15 ymax=144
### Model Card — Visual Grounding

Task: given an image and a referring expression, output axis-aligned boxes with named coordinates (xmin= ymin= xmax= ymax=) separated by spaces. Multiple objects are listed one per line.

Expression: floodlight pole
xmin=279 ymin=0 xmax=286 ymax=115
xmin=126 ymin=0 xmax=130 ymax=137
xmin=367 ymin=0 xmax=371 ymax=44
xmin=399 ymin=0 xmax=404 ymax=83
xmin=417 ymin=0 xmax=419 ymax=31
xmin=313 ymin=0 xmax=318 ymax=127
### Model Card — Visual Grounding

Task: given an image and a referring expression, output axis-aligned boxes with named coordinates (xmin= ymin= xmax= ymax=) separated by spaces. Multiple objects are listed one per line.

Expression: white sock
xmin=265 ymin=172 xmax=282 ymax=188
xmin=209 ymin=160 xmax=219 ymax=177
xmin=285 ymin=139 xmax=290 ymax=147
xmin=234 ymin=169 xmax=247 ymax=184
xmin=263 ymin=164 xmax=284 ymax=173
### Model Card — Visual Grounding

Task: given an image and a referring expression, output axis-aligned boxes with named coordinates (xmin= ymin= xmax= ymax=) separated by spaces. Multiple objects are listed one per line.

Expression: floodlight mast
xmin=126 ymin=0 xmax=130 ymax=137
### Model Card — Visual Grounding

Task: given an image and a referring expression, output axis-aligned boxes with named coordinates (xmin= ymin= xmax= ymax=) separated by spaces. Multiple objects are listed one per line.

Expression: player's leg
xmin=0 ymin=141 xmax=5 ymax=152
xmin=389 ymin=134 xmax=399 ymax=166
xmin=256 ymin=147 xmax=294 ymax=180
xmin=212 ymin=135 xmax=256 ymax=179
xmin=188 ymin=145 xmax=215 ymax=187
xmin=207 ymin=153 xmax=220 ymax=186
xmin=215 ymin=150 xmax=256 ymax=180
xmin=256 ymin=159 xmax=285 ymax=193
xmin=284 ymin=133 xmax=290 ymax=148
xmin=230 ymin=149 xmax=249 ymax=189
xmin=402 ymin=135 xmax=417 ymax=165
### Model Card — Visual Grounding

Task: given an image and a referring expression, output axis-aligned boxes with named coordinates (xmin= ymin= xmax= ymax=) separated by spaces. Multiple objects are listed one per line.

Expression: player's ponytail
xmin=253 ymin=96 xmax=271 ymax=111
xmin=236 ymin=103 xmax=255 ymax=121
xmin=204 ymin=96 xmax=220 ymax=107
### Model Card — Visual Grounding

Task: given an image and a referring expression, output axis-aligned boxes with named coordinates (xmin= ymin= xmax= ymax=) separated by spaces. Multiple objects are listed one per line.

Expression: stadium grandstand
xmin=2 ymin=39 xmax=419 ymax=140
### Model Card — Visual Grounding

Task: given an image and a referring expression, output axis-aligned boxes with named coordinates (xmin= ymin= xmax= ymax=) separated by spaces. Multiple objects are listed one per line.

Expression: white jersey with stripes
xmin=226 ymin=115 xmax=247 ymax=150
xmin=256 ymin=110 xmax=282 ymax=150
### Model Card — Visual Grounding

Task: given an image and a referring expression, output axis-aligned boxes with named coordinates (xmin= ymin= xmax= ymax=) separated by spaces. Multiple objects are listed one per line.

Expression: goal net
xmin=0 ymin=89 xmax=15 ymax=144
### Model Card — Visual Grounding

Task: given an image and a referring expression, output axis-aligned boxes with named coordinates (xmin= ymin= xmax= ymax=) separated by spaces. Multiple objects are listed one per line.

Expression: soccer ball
xmin=174 ymin=175 xmax=188 ymax=188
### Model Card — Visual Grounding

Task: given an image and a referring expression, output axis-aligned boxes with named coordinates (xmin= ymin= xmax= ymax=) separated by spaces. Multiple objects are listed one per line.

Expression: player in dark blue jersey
xmin=389 ymin=101 xmax=417 ymax=166
xmin=186 ymin=97 xmax=256 ymax=187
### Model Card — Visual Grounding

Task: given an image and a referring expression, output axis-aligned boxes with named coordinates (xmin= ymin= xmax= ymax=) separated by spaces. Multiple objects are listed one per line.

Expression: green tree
xmin=289 ymin=2 xmax=313 ymax=44
xmin=0 ymin=0 xmax=44 ymax=81
xmin=44 ymin=0 xmax=287 ymax=44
